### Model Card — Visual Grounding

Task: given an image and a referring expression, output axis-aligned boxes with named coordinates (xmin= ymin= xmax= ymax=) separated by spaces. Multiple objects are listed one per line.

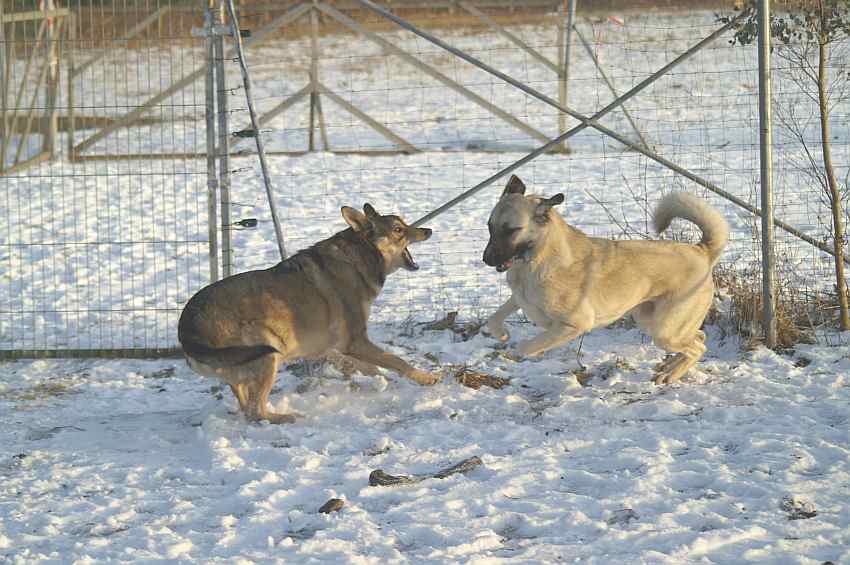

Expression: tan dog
xmin=483 ymin=175 xmax=729 ymax=384
xmin=178 ymin=204 xmax=440 ymax=423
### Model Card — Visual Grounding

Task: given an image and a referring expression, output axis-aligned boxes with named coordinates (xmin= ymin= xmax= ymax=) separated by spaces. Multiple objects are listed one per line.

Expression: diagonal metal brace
xmin=224 ymin=0 xmax=287 ymax=260
xmin=411 ymin=10 xmax=746 ymax=228
xmin=359 ymin=1 xmax=846 ymax=265
xmin=73 ymin=2 xmax=311 ymax=156
xmin=316 ymin=1 xmax=553 ymax=147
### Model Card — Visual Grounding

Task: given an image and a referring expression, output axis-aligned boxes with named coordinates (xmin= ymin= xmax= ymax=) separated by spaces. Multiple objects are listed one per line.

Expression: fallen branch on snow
xmin=368 ymin=456 xmax=483 ymax=487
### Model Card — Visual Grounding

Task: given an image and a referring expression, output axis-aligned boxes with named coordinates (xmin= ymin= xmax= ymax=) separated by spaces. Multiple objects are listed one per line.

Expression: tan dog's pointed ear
xmin=342 ymin=206 xmax=371 ymax=232
xmin=363 ymin=203 xmax=380 ymax=218
xmin=542 ymin=193 xmax=565 ymax=208
xmin=502 ymin=175 xmax=527 ymax=196
xmin=534 ymin=193 xmax=565 ymax=222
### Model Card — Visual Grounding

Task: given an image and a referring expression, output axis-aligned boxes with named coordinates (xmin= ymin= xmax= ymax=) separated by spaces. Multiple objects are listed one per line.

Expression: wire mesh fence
xmin=1 ymin=1 xmax=848 ymax=357
xmin=223 ymin=2 xmax=849 ymax=324
xmin=1 ymin=0 xmax=211 ymax=356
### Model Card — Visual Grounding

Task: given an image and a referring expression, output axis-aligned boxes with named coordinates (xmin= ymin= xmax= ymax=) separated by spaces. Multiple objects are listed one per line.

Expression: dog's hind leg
xmin=654 ymin=331 xmax=705 ymax=371
xmin=242 ymin=353 xmax=300 ymax=424
xmin=230 ymin=384 xmax=249 ymax=413
xmin=634 ymin=303 xmax=682 ymax=371
xmin=652 ymin=334 xmax=707 ymax=384
xmin=649 ymin=295 xmax=710 ymax=384
xmin=654 ymin=353 xmax=684 ymax=373
xmin=638 ymin=283 xmax=712 ymax=384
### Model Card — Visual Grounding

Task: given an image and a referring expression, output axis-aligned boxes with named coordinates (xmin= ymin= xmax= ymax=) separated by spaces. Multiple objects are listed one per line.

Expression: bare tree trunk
xmin=817 ymin=27 xmax=850 ymax=330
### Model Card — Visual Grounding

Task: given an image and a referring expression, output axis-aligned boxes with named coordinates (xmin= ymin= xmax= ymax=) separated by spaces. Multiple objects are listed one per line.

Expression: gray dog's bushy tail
xmin=653 ymin=192 xmax=729 ymax=265
xmin=180 ymin=339 xmax=278 ymax=367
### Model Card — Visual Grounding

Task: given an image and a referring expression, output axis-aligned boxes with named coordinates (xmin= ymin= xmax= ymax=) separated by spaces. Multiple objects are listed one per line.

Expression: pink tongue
xmin=501 ymin=259 xmax=513 ymax=270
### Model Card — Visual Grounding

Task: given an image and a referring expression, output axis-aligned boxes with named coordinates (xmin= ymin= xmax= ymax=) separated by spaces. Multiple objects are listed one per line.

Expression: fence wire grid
xmin=1 ymin=0 xmax=848 ymax=356
xmin=1 ymin=0 xmax=210 ymax=356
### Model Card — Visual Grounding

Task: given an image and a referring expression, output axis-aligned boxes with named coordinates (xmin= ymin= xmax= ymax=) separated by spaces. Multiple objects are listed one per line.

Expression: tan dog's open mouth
xmin=496 ymin=259 xmax=513 ymax=272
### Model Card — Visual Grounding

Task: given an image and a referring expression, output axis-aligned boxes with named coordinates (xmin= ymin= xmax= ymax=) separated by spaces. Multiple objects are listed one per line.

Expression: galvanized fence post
xmin=204 ymin=3 xmax=220 ymax=283
xmin=214 ymin=0 xmax=233 ymax=278
xmin=757 ymin=0 xmax=777 ymax=348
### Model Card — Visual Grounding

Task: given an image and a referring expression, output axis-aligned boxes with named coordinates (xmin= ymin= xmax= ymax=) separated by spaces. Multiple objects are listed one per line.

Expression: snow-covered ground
xmin=2 ymin=323 xmax=850 ymax=563
xmin=2 ymin=8 xmax=850 ymax=563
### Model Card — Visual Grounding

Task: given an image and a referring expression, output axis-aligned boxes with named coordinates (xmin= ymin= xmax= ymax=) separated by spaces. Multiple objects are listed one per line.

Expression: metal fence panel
xmin=2 ymin=2 xmax=848 ymax=356
xmin=221 ymin=4 xmax=848 ymax=324
xmin=1 ymin=0 xmax=211 ymax=357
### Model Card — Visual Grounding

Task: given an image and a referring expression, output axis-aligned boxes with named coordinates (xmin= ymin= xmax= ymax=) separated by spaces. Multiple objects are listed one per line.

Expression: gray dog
xmin=483 ymin=175 xmax=729 ymax=384
xmin=178 ymin=204 xmax=439 ymax=423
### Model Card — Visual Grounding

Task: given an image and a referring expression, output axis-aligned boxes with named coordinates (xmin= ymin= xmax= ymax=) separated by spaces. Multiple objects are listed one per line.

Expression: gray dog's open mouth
xmin=403 ymin=248 xmax=419 ymax=271
xmin=496 ymin=259 xmax=513 ymax=272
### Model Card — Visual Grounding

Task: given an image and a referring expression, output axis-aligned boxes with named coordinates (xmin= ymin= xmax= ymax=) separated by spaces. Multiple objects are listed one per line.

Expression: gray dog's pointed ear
xmin=342 ymin=206 xmax=371 ymax=232
xmin=502 ymin=175 xmax=527 ymax=196
xmin=363 ymin=203 xmax=380 ymax=218
xmin=534 ymin=193 xmax=565 ymax=222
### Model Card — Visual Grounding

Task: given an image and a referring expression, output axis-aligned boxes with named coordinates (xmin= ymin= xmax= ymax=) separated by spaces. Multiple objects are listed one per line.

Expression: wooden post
xmin=308 ymin=86 xmax=316 ymax=151
xmin=558 ymin=0 xmax=576 ymax=152
xmin=67 ymin=12 xmax=76 ymax=161
xmin=308 ymin=5 xmax=318 ymax=151
xmin=310 ymin=6 xmax=329 ymax=150
xmin=42 ymin=0 xmax=59 ymax=159
xmin=0 ymin=1 xmax=7 ymax=172
xmin=3 ymin=20 xmax=47 ymax=169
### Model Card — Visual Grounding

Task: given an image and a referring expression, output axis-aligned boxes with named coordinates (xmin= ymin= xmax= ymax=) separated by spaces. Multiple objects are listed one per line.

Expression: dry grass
xmin=0 ymin=382 xmax=76 ymax=403
xmin=712 ymin=264 xmax=842 ymax=351
xmin=453 ymin=366 xmax=511 ymax=390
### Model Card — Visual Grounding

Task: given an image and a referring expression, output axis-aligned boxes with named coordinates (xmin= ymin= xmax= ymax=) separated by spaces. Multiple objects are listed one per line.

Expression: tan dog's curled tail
xmin=653 ymin=192 xmax=729 ymax=266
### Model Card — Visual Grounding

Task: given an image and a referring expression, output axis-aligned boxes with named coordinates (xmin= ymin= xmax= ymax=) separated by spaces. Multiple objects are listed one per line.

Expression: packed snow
xmin=3 ymin=323 xmax=850 ymax=563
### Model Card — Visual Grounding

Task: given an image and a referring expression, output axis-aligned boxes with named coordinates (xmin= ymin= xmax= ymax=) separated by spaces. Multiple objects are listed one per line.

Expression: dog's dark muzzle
xmin=484 ymin=238 xmax=533 ymax=272
xmin=483 ymin=242 xmax=515 ymax=272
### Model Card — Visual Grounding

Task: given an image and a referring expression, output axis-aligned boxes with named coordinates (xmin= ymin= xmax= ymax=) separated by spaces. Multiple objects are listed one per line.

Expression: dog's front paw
xmin=407 ymin=369 xmax=442 ymax=386
xmin=483 ymin=322 xmax=510 ymax=343
xmin=257 ymin=411 xmax=302 ymax=425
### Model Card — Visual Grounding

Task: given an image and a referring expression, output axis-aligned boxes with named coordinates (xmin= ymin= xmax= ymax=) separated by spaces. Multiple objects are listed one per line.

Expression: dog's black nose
xmin=483 ymin=246 xmax=495 ymax=266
